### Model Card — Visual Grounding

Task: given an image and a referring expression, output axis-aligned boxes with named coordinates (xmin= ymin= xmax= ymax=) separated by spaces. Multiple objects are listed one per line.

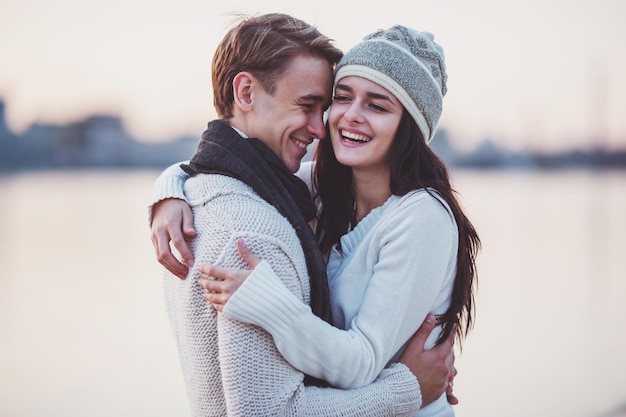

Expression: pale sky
xmin=1 ymin=0 xmax=625 ymax=152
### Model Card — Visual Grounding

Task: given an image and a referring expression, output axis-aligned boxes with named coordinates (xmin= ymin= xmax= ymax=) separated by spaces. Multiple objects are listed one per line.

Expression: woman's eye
xmin=370 ymin=104 xmax=387 ymax=112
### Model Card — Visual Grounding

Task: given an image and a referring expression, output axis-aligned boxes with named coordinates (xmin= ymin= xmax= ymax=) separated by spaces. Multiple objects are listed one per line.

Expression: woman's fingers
xmin=237 ymin=239 xmax=261 ymax=268
xmin=198 ymin=267 xmax=247 ymax=310
xmin=196 ymin=239 xmax=262 ymax=312
xmin=199 ymin=276 xmax=222 ymax=292
xmin=198 ymin=264 xmax=227 ymax=279
xmin=199 ymin=277 xmax=229 ymax=312
xmin=199 ymin=263 xmax=251 ymax=290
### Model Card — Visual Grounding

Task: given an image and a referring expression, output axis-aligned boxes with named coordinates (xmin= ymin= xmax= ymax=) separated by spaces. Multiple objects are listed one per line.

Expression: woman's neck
xmin=352 ymin=167 xmax=392 ymax=224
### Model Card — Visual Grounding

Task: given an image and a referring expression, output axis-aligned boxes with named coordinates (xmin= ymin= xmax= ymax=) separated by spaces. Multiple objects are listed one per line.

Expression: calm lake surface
xmin=0 ymin=169 xmax=624 ymax=417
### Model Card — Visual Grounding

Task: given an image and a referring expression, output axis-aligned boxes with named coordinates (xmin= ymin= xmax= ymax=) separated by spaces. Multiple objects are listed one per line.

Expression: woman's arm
xmin=150 ymin=160 xmax=312 ymax=278
xmin=148 ymin=160 xmax=190 ymax=223
xmin=212 ymin=193 xmax=458 ymax=389
xmin=149 ymin=160 xmax=194 ymax=278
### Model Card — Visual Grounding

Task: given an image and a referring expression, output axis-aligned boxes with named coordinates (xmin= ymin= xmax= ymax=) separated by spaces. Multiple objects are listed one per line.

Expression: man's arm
xmin=399 ymin=317 xmax=458 ymax=406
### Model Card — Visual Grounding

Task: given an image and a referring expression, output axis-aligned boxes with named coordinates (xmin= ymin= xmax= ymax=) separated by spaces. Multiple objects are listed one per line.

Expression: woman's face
xmin=327 ymin=76 xmax=403 ymax=173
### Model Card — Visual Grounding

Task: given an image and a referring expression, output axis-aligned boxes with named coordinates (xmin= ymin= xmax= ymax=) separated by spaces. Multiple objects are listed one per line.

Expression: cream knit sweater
xmin=158 ymin=170 xmax=422 ymax=416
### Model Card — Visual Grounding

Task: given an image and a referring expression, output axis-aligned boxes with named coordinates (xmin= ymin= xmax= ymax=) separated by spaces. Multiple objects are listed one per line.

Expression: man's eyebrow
xmin=299 ymin=93 xmax=327 ymax=102
xmin=298 ymin=93 xmax=331 ymax=109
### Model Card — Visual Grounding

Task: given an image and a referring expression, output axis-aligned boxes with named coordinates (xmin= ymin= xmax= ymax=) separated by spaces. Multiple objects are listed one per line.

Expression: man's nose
xmin=308 ymin=111 xmax=327 ymax=140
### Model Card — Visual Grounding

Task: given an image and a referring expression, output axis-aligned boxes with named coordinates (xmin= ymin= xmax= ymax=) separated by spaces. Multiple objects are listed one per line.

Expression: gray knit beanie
xmin=334 ymin=25 xmax=447 ymax=144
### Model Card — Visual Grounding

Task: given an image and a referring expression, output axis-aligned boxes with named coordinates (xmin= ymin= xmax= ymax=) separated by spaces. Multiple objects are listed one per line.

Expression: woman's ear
xmin=232 ymin=72 xmax=254 ymax=111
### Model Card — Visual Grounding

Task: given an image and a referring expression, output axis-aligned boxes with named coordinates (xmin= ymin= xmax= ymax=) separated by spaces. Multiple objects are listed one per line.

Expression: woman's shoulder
xmin=394 ymin=187 xmax=448 ymax=208
xmin=386 ymin=188 xmax=455 ymax=226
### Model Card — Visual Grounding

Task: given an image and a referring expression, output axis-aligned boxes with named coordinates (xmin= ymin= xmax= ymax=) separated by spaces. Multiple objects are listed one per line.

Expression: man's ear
xmin=232 ymin=72 xmax=255 ymax=111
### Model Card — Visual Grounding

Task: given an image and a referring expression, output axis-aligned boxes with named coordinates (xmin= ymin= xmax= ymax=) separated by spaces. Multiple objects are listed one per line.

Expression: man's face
xmin=249 ymin=55 xmax=332 ymax=173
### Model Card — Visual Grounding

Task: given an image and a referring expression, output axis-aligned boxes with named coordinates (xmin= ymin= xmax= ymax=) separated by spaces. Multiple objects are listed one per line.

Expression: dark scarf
xmin=182 ymin=119 xmax=332 ymax=325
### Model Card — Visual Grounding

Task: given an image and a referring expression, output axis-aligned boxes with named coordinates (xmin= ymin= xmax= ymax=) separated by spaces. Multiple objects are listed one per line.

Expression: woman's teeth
xmin=341 ymin=130 xmax=370 ymax=143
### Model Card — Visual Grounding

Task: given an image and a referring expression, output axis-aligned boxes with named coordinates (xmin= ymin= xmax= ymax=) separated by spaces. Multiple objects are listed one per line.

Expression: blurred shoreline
xmin=1 ymin=100 xmax=625 ymax=173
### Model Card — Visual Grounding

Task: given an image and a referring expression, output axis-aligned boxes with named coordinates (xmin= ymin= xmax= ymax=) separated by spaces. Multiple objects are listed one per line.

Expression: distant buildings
xmin=0 ymin=100 xmax=198 ymax=171
xmin=0 ymin=99 xmax=624 ymax=172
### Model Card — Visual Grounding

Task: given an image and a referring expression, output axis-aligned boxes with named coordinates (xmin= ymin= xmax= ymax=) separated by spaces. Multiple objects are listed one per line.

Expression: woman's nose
xmin=343 ymin=102 xmax=364 ymax=123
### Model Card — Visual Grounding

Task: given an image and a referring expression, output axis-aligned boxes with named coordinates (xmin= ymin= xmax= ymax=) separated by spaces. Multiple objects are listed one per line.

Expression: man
xmin=150 ymin=13 xmax=456 ymax=416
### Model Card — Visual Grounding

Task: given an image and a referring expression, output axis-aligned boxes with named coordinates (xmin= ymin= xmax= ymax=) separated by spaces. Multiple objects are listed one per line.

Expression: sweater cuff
xmin=377 ymin=363 xmax=422 ymax=415
xmin=223 ymin=260 xmax=310 ymax=333
xmin=147 ymin=163 xmax=189 ymax=226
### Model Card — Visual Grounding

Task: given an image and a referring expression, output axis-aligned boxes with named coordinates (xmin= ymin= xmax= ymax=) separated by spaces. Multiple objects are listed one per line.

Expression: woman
xmin=153 ymin=25 xmax=479 ymax=416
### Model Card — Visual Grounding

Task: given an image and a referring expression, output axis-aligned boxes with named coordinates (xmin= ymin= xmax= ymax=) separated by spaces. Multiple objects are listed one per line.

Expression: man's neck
xmin=224 ymin=118 xmax=248 ymax=138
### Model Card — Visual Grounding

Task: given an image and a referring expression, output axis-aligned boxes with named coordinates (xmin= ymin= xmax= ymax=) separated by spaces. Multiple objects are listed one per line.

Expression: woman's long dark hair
xmin=314 ymin=110 xmax=480 ymax=344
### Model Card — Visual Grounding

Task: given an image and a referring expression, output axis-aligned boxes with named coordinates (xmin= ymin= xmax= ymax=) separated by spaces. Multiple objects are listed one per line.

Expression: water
xmin=450 ymin=170 xmax=626 ymax=417
xmin=0 ymin=169 xmax=624 ymax=417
